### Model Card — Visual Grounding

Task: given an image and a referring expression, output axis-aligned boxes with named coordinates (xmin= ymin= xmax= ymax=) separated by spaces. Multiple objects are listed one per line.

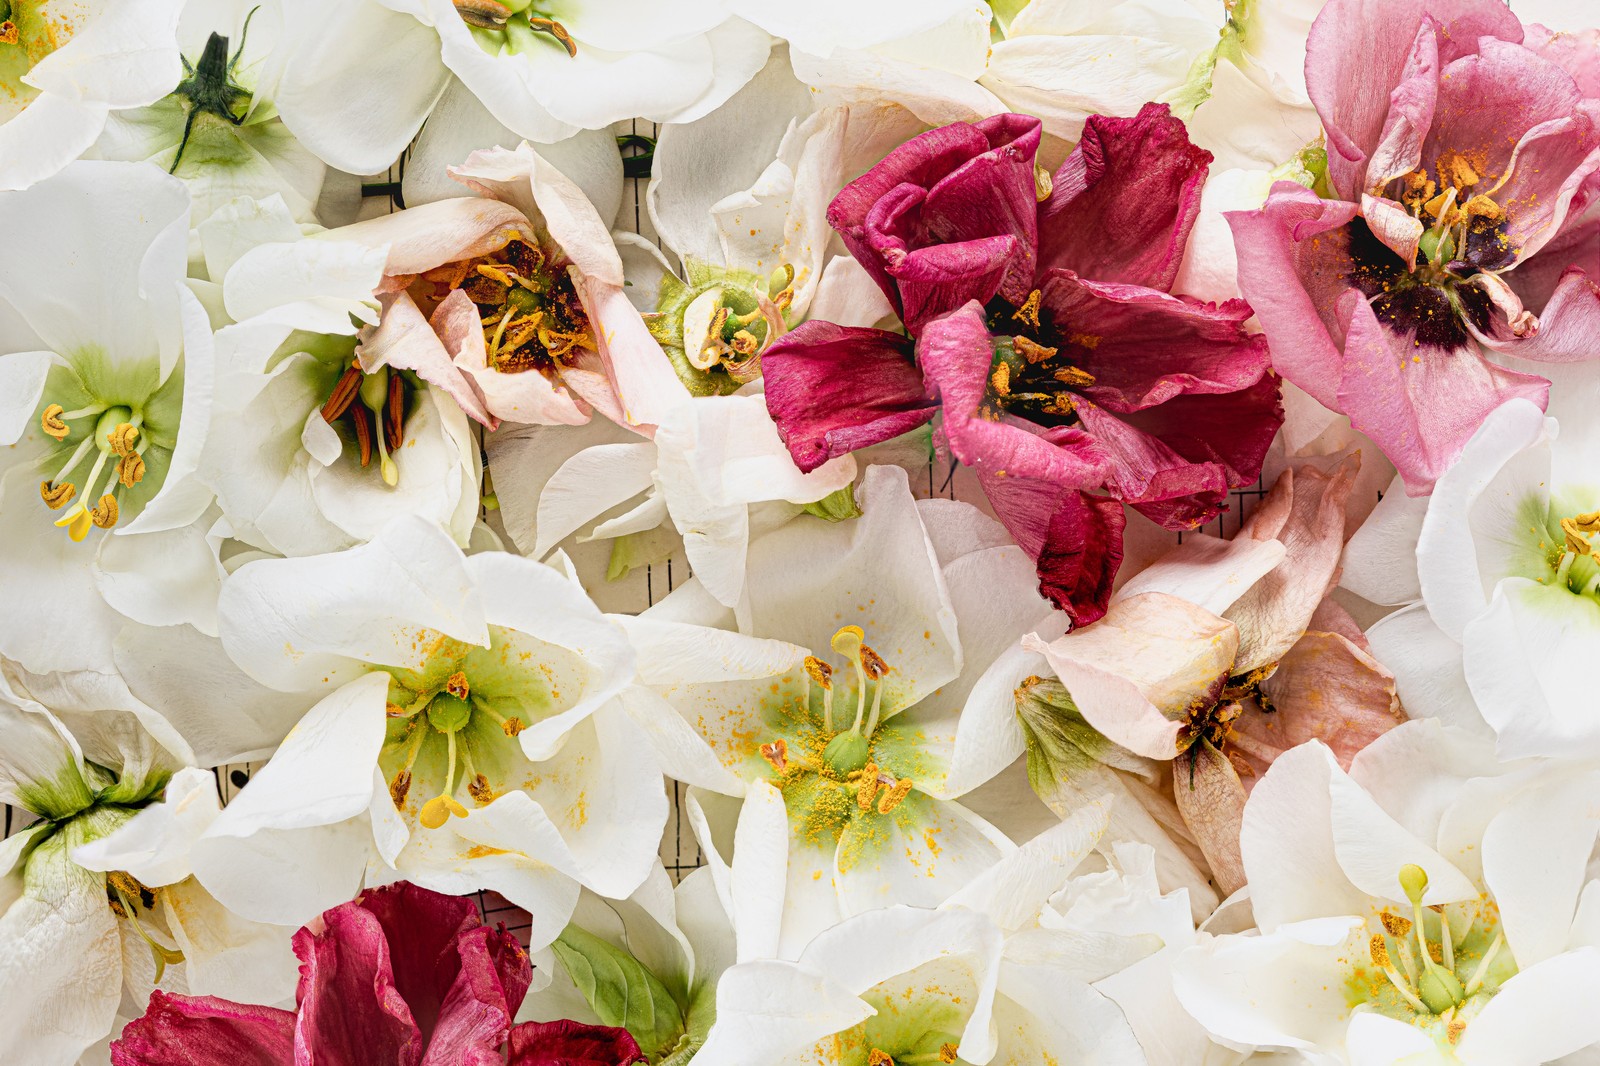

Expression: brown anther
xmin=1379 ymin=912 xmax=1413 ymax=938
xmin=90 ymin=494 xmax=118 ymax=529
xmin=1013 ymin=335 xmax=1058 ymax=364
xmin=39 ymin=481 xmax=75 ymax=509
xmin=385 ymin=702 xmax=407 ymax=718
xmin=389 ymin=770 xmax=412 ymax=809
xmin=0 ymin=21 xmax=18 ymax=45
xmin=1369 ymin=934 xmax=1392 ymax=969
xmin=468 ymin=773 xmax=494 ymax=805
xmin=877 ymin=777 xmax=914 ymax=814
xmin=385 ymin=371 xmax=405 ymax=452
xmin=501 ymin=716 xmax=525 ymax=737
xmin=527 ymin=15 xmax=578 ymax=56
xmin=118 ymin=452 xmax=145 ymax=488
xmin=939 ymin=1044 xmax=959 ymax=1064
xmin=453 ymin=0 xmax=510 ymax=28
xmin=859 ymin=644 xmax=888 ymax=680
xmin=760 ymin=739 xmax=789 ymax=772
xmin=352 ymin=403 xmax=373 ymax=468
xmin=321 ymin=365 xmax=363 ymax=422
xmin=868 ymin=1052 xmax=894 ymax=1066
xmin=856 ymin=763 xmax=881 ymax=811
xmin=803 ymin=656 xmax=833 ymax=689
xmin=446 ymin=671 xmax=471 ymax=700
xmin=1012 ymin=289 xmax=1043 ymax=330
xmin=40 ymin=403 xmax=70 ymax=440
xmin=107 ymin=422 xmax=139 ymax=457
xmin=537 ymin=326 xmax=588 ymax=360
xmin=1052 ymin=365 xmax=1096 ymax=388
xmin=730 ymin=330 xmax=760 ymax=356
xmin=989 ymin=360 xmax=1011 ymax=397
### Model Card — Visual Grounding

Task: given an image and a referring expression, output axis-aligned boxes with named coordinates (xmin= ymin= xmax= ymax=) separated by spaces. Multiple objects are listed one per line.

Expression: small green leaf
xmin=802 ymin=483 xmax=863 ymax=523
xmin=552 ymin=925 xmax=686 ymax=1061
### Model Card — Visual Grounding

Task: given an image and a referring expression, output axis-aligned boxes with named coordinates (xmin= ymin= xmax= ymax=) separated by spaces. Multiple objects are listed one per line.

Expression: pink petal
xmin=1038 ymin=102 xmax=1211 ymax=293
xmin=293 ymin=902 xmax=425 ymax=1066
xmin=573 ymin=270 xmax=692 ymax=432
xmin=507 ymin=1020 xmax=645 ymax=1065
xmin=335 ymin=198 xmax=531 ymax=278
xmin=420 ymin=926 xmax=533 ymax=1066
xmin=1172 ymin=740 xmax=1249 ymax=896
xmin=982 ymin=469 xmax=1126 ymax=625
xmin=1360 ymin=194 xmax=1423 ymax=269
xmin=1028 ymin=591 xmax=1238 ymax=760
xmin=761 ymin=320 xmax=935 ymax=473
xmin=363 ymin=290 xmax=498 ymax=428
xmin=1365 ymin=19 xmax=1440 ymax=190
xmin=1073 ymin=398 xmax=1232 ymax=529
xmin=110 ymin=991 xmax=296 ymax=1066
xmin=431 ymin=288 xmax=591 ymax=428
xmin=1527 ymin=24 xmax=1600 ymax=98
xmin=1485 ymin=267 xmax=1600 ymax=363
xmin=1233 ymin=630 xmax=1403 ymax=777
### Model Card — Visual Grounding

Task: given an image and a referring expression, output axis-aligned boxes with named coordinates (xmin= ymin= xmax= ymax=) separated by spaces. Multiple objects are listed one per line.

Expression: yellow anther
xmin=467 ymin=773 xmax=494 ymax=805
xmin=1462 ymin=193 xmax=1503 ymax=223
xmin=107 ymin=422 xmax=139 ymax=457
xmin=453 ymin=0 xmax=510 ymax=28
xmin=1447 ymin=1019 xmax=1467 ymax=1046
xmin=803 ymin=656 xmax=833 ymax=689
xmin=856 ymin=762 xmax=880 ymax=811
xmin=940 ymin=1045 xmax=959 ymax=1064
xmin=476 ymin=263 xmax=517 ymax=286
xmin=39 ymin=481 xmax=75 ymax=509
xmin=878 ymin=777 xmax=914 ymax=814
xmin=730 ymin=330 xmax=760 ymax=356
xmin=501 ymin=716 xmax=525 ymax=737
xmin=1013 ymin=290 xmax=1043 ymax=330
xmin=0 ymin=20 xmax=17 ymax=44
xmin=118 ymin=452 xmax=145 ymax=488
xmin=868 ymin=1051 xmax=894 ymax=1066
xmin=1370 ymin=934 xmax=1392 ymax=969
xmin=1013 ymin=335 xmax=1058 ymax=364
xmin=760 ymin=739 xmax=789 ymax=773
xmin=1436 ymin=150 xmax=1481 ymax=191
xmin=40 ymin=404 xmax=69 ymax=440
xmin=1033 ymin=164 xmax=1053 ymax=203
xmin=1562 ymin=512 xmax=1600 ymax=558
xmin=830 ymin=625 xmax=864 ymax=659
xmin=1053 ymin=365 xmax=1096 ymax=388
xmin=419 ymin=793 xmax=470 ymax=829
xmin=989 ymin=360 xmax=1011 ymax=397
xmin=89 ymin=495 xmax=118 ymax=529
xmin=1380 ymin=912 xmax=1413 ymax=938
xmin=527 ymin=14 xmax=577 ymax=57
xmin=389 ymin=770 xmax=412 ymax=809
xmin=446 ymin=671 xmax=471 ymax=700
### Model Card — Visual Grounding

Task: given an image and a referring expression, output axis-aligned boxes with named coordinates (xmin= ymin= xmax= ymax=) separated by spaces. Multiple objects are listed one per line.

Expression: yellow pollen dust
xmin=1013 ymin=290 xmax=1043 ymax=330
xmin=39 ymin=480 xmax=75 ymax=509
xmin=40 ymin=404 xmax=69 ymax=440
xmin=1052 ymin=364 xmax=1096 ymax=388
xmin=868 ymin=1051 xmax=895 ymax=1066
xmin=1380 ymin=911 xmax=1413 ymax=938
xmin=501 ymin=716 xmax=525 ymax=737
xmin=989 ymin=360 xmax=1011 ymax=397
xmin=1369 ymin=933 xmax=1393 ymax=969
xmin=856 ymin=762 xmax=880 ymax=811
xmin=761 ymin=739 xmax=789 ymax=773
xmin=803 ymin=656 xmax=833 ymax=689
xmin=1033 ymin=164 xmax=1054 ymax=203
xmin=877 ymin=777 xmax=914 ymax=814
xmin=1013 ymin=335 xmax=1057 ymax=364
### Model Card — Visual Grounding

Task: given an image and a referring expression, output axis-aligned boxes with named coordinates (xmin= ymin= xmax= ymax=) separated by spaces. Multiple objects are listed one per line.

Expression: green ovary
xmin=378 ymin=626 xmax=561 ymax=828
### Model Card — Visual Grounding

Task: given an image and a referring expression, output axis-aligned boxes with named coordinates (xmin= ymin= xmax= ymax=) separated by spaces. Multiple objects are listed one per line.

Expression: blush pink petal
xmin=1026 ymin=591 xmax=1238 ymax=760
xmin=1038 ymin=102 xmax=1212 ymax=292
xmin=1360 ymin=194 xmax=1423 ymax=268
xmin=508 ymin=1020 xmax=645 ymax=1065
xmin=1527 ymin=24 xmax=1600 ymax=98
xmin=1365 ymin=19 xmax=1440 ymax=190
xmin=430 ymin=288 xmax=590 ymax=427
xmin=1172 ymin=741 xmax=1249 ymax=896
xmin=1482 ymin=268 xmax=1600 ymax=362
xmin=1224 ymin=456 xmax=1360 ymax=673
xmin=762 ymin=320 xmax=935 ymax=474
xmin=110 ymin=992 xmax=296 ymax=1066
xmin=336 ymin=198 xmax=531 ymax=280
xmin=362 ymin=290 xmax=498 ymax=428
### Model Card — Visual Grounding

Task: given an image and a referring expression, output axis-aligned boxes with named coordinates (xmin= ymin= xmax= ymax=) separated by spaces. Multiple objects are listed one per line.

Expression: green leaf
xmin=552 ymin=925 xmax=686 ymax=1061
xmin=801 ymin=483 xmax=863 ymax=523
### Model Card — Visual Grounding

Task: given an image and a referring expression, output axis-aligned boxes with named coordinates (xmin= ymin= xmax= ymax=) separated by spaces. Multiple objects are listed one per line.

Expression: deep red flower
xmin=109 ymin=882 xmax=644 ymax=1066
xmin=762 ymin=104 xmax=1282 ymax=626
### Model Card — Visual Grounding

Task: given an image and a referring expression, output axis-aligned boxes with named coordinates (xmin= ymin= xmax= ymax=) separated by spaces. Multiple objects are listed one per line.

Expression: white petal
xmin=533 ymin=442 xmax=658 ymax=558
xmin=160 ymin=878 xmax=298 ymax=1006
xmin=692 ymin=960 xmax=869 ymax=1065
xmin=808 ymin=253 xmax=895 ymax=328
xmin=729 ymin=779 xmax=788 ymax=963
xmin=1113 ymin=532 xmax=1287 ymax=616
xmin=223 ymin=238 xmax=386 ymax=333
xmin=0 ymin=94 xmax=108 ymax=193
xmin=835 ymin=797 xmax=1012 ymax=918
xmin=96 ymin=511 xmax=224 ymax=635
xmin=1344 ymin=1010 xmax=1439 ymax=1065
xmin=944 ymin=623 xmax=1059 ymax=799
xmin=0 ymin=350 xmax=54 ymax=445
xmin=1342 ymin=472 xmax=1428 ymax=606
xmin=1456 ymin=948 xmax=1600 ymax=1065
xmin=71 ymin=767 xmax=220 ymax=887
xmin=1326 ymin=759 xmax=1478 ymax=907
xmin=1363 ymin=604 xmax=1494 ymax=740
xmin=944 ymin=800 xmax=1108 ymax=931
xmin=742 ymin=0 xmax=982 ymax=57
xmin=1346 ymin=719 xmax=1506 ymax=848
xmin=23 ymin=0 xmax=183 ymax=107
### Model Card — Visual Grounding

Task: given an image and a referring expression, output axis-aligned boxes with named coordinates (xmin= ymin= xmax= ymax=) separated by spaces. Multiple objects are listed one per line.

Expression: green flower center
xmin=832 ymin=971 xmax=970 ymax=1065
xmin=0 ymin=0 xmax=93 ymax=119
xmin=454 ymin=0 xmax=579 ymax=58
xmin=1347 ymin=864 xmax=1517 ymax=1051
xmin=648 ymin=262 xmax=796 ymax=395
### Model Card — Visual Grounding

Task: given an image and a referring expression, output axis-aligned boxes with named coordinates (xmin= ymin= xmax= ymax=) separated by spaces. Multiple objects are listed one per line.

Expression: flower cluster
xmin=1 ymin=0 xmax=1598 ymax=1064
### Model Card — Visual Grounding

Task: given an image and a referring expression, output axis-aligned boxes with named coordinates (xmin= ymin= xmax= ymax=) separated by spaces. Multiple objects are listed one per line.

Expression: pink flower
xmin=762 ymin=106 xmax=1282 ymax=626
xmin=1024 ymin=457 xmax=1405 ymax=893
xmin=1228 ymin=0 xmax=1600 ymax=494
xmin=109 ymin=882 xmax=644 ymax=1066
xmin=335 ymin=144 xmax=687 ymax=434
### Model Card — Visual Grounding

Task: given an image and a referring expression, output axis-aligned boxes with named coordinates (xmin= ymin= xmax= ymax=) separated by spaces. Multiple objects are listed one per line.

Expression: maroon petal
xmin=110 ymin=991 xmax=296 ymax=1066
xmin=829 ymin=114 xmax=1042 ymax=315
xmin=1037 ymin=102 xmax=1211 ymax=293
xmin=1305 ymin=0 xmax=1523 ymax=199
xmin=355 ymin=882 xmax=485 ymax=1044
xmin=507 ymin=1020 xmax=646 ymax=1066
xmin=293 ymin=900 xmax=425 ymax=1066
xmin=979 ymin=469 xmax=1125 ymax=626
xmin=1111 ymin=376 xmax=1285 ymax=502
xmin=421 ymin=926 xmax=533 ymax=1066
xmin=761 ymin=321 xmax=935 ymax=473
xmin=1073 ymin=398 xmax=1232 ymax=530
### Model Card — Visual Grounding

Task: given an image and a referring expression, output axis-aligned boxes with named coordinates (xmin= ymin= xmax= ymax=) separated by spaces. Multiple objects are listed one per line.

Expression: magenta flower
xmin=1228 ymin=0 xmax=1600 ymax=494
xmin=762 ymin=105 xmax=1282 ymax=626
xmin=109 ymin=882 xmax=644 ymax=1066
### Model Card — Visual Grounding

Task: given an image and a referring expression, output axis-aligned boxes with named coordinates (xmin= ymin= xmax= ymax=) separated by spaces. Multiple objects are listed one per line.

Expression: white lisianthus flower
xmin=138 ymin=517 xmax=664 ymax=951
xmin=489 ymin=391 xmax=857 ymax=612
xmin=1174 ymin=720 xmax=1600 ymax=1064
xmin=613 ymin=464 xmax=1063 ymax=956
xmin=269 ymin=0 xmax=771 ymax=177
xmin=0 ymin=0 xmax=184 ymax=192
xmin=0 ymin=161 xmax=220 ymax=675
xmin=1345 ymin=367 xmax=1600 ymax=760
xmin=0 ymin=664 xmax=295 ymax=1066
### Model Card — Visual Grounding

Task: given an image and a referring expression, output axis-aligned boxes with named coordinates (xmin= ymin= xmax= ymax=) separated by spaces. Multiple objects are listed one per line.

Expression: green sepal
xmin=552 ymin=924 xmax=687 ymax=1061
xmin=801 ymin=483 xmax=863 ymax=523
xmin=1015 ymin=677 xmax=1150 ymax=800
xmin=1270 ymin=142 xmax=1334 ymax=199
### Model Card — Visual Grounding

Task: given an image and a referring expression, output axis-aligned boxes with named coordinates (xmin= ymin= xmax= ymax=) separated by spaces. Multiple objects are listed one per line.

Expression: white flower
xmin=614 ymin=464 xmax=1061 ymax=956
xmin=1346 ymin=371 xmax=1600 ymax=760
xmin=1174 ymin=720 xmax=1600 ymax=1064
xmin=0 ymin=0 xmax=184 ymax=192
xmin=0 ymin=161 xmax=219 ymax=675
xmin=146 ymin=517 xmax=663 ymax=950
xmin=489 ymin=391 xmax=857 ymax=612
xmin=270 ymin=0 xmax=771 ymax=177
xmin=0 ymin=663 xmax=295 ymax=1066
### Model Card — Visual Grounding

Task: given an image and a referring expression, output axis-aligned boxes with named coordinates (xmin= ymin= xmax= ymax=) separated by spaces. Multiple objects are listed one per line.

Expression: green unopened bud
xmin=823 ymin=731 xmax=871 ymax=776
xmin=1400 ymin=863 xmax=1430 ymax=905
xmin=1418 ymin=966 xmax=1464 ymax=1013
xmin=427 ymin=693 xmax=472 ymax=733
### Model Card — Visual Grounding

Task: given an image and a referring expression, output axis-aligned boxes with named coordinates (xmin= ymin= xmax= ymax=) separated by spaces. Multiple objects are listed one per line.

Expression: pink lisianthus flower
xmin=1023 ymin=456 xmax=1405 ymax=893
xmin=761 ymin=105 xmax=1283 ymax=626
xmin=108 ymin=882 xmax=644 ymax=1066
xmin=332 ymin=143 xmax=687 ymax=433
xmin=1227 ymin=0 xmax=1600 ymax=495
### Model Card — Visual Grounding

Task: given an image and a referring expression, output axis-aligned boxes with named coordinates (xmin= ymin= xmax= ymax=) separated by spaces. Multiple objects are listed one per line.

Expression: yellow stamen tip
xmin=940 ymin=1044 xmax=959 ymax=1064
xmin=418 ymin=794 xmax=469 ymax=829
xmin=878 ymin=777 xmax=914 ymax=814
xmin=859 ymin=644 xmax=888 ymax=680
xmin=1370 ymin=934 xmax=1392 ymax=969
xmin=40 ymin=403 xmax=69 ymax=440
xmin=118 ymin=452 xmax=145 ymax=488
xmin=830 ymin=625 xmax=864 ymax=657
xmin=90 ymin=494 xmax=118 ymax=529
xmin=501 ymin=716 xmax=525 ymax=737
xmin=803 ymin=655 xmax=834 ymax=688
xmin=108 ymin=422 xmax=139 ymax=457
xmin=39 ymin=480 xmax=75 ymax=509
xmin=445 ymin=671 xmax=471 ymax=700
